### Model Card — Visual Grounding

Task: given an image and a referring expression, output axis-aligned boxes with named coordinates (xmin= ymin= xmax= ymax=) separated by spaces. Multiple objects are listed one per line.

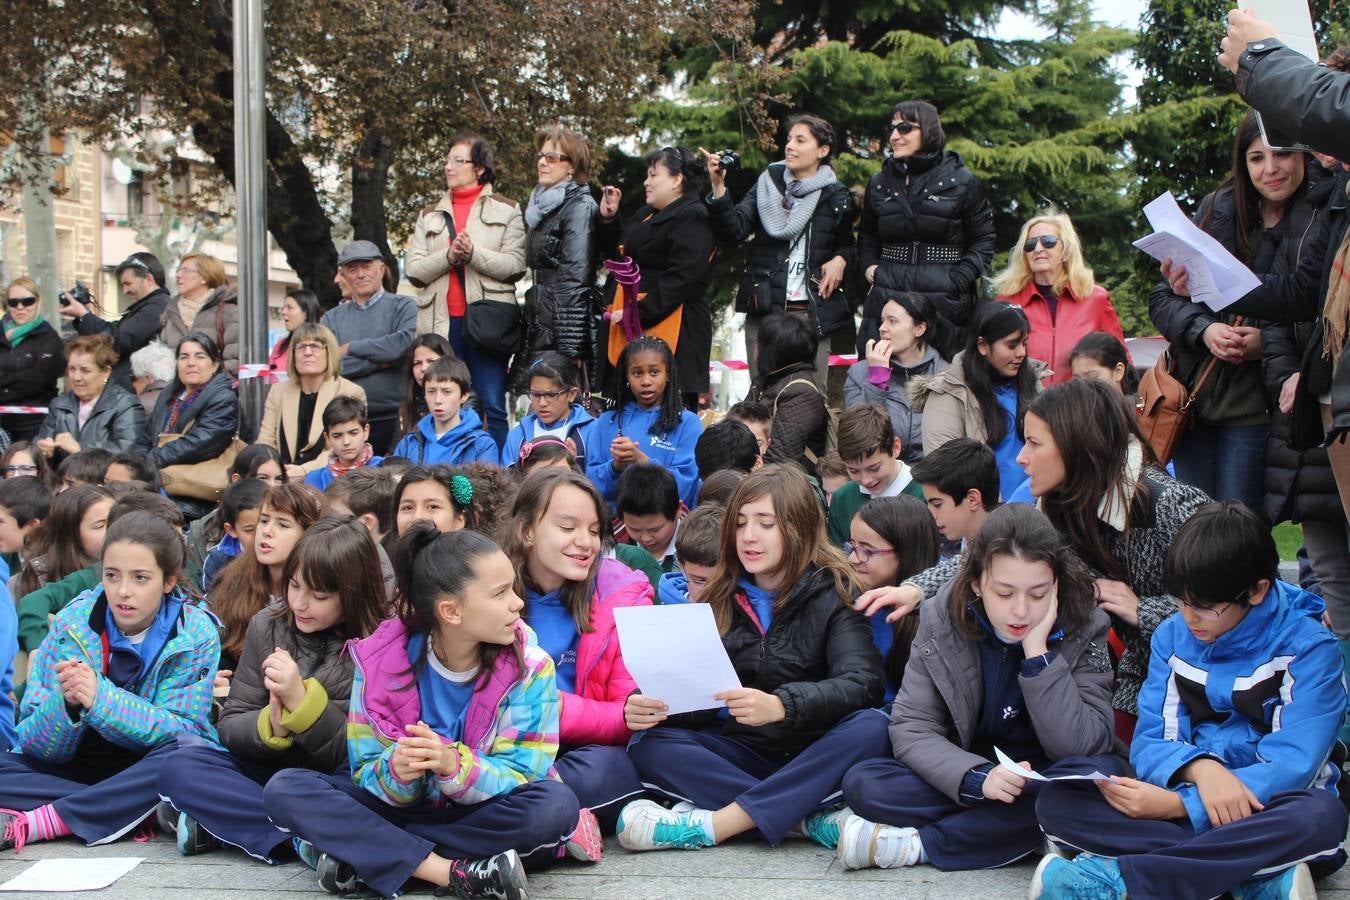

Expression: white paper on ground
xmin=0 ymin=857 xmax=144 ymax=892
xmin=613 ymin=603 xmax=742 ymax=715
xmin=994 ymin=746 xmax=1111 ymax=783
xmin=1133 ymin=192 xmax=1261 ymax=312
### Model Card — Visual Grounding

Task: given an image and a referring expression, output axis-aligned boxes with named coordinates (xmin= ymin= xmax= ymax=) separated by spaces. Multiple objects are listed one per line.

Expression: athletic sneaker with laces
xmin=315 ymin=851 xmax=363 ymax=896
xmin=801 ymin=806 xmax=851 ymax=850
xmin=293 ymin=837 xmax=321 ymax=871
xmin=1029 ymin=853 xmax=1128 ymax=900
xmin=0 ymin=809 xmax=30 ymax=852
xmin=837 ymin=815 xmax=923 ymax=870
xmin=1231 ymin=862 xmax=1317 ymax=900
xmin=439 ymin=849 xmax=529 ymax=900
xmin=616 ymin=799 xmax=715 ymax=852
xmin=155 ymin=801 xmax=221 ymax=856
xmin=563 ymin=807 xmax=604 ymax=863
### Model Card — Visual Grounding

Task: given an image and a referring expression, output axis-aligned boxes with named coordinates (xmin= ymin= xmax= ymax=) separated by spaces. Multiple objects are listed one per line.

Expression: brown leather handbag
xmin=1136 ymin=316 xmax=1241 ymax=465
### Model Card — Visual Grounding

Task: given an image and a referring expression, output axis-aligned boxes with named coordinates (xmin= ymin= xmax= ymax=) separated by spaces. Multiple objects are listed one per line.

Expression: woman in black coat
xmin=522 ymin=125 xmax=598 ymax=384
xmin=1 ymin=279 xmax=66 ymax=442
xmin=597 ymin=147 xmax=716 ymax=408
xmin=858 ymin=100 xmax=996 ymax=348
xmin=704 ymin=115 xmax=855 ymax=390
xmin=138 ymin=332 xmax=239 ymax=496
xmin=748 ymin=313 xmax=828 ymax=475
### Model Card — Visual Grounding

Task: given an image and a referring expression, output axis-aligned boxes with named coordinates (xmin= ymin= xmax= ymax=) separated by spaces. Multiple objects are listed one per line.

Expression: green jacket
xmin=613 ymin=543 xmax=670 ymax=596
xmin=17 ymin=562 xmax=98 ymax=653
xmin=827 ymin=476 xmax=925 ymax=548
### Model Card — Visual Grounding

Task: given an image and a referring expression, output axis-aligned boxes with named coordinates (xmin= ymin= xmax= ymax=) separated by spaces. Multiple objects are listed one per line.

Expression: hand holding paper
xmin=994 ymin=746 xmax=1112 ymax=783
xmin=614 ymin=604 xmax=742 ymax=716
xmin=1133 ymin=192 xmax=1260 ymax=312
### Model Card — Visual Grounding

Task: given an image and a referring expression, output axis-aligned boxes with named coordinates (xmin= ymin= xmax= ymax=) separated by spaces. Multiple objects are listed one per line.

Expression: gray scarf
xmin=525 ymin=181 xmax=569 ymax=230
xmin=755 ymin=163 xmax=836 ymax=240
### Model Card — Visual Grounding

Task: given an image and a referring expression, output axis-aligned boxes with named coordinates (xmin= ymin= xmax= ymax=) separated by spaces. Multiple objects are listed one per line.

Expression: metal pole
xmin=233 ymin=0 xmax=268 ymax=435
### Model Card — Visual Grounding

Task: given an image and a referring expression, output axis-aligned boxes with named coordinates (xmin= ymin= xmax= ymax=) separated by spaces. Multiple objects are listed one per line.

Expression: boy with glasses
xmin=1032 ymin=501 xmax=1349 ymax=900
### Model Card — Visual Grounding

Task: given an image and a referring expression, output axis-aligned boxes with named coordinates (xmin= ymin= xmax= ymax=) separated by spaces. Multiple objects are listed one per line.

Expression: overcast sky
xmin=994 ymin=0 xmax=1151 ymax=95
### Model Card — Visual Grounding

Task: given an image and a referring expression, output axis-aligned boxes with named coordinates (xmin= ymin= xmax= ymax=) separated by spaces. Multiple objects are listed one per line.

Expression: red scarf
xmin=328 ymin=443 xmax=374 ymax=477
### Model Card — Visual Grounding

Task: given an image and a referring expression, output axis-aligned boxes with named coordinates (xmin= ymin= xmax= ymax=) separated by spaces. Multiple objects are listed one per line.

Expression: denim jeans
xmin=1172 ymin=422 xmax=1268 ymax=516
xmin=449 ymin=315 xmax=508 ymax=449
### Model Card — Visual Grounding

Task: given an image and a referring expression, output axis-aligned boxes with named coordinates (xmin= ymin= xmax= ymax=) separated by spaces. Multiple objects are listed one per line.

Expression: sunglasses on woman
xmin=1023 ymin=235 xmax=1061 ymax=253
xmin=6 ymin=296 xmax=38 ymax=308
xmin=887 ymin=121 xmax=920 ymax=136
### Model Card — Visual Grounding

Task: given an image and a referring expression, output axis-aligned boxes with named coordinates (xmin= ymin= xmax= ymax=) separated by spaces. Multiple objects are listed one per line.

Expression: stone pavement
xmin=1 ymin=835 xmax=1349 ymax=898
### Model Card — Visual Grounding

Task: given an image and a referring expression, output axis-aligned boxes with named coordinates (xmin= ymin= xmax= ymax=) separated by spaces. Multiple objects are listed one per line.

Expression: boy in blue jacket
xmin=391 ymin=356 xmax=498 ymax=466
xmin=1032 ymin=501 xmax=1348 ymax=900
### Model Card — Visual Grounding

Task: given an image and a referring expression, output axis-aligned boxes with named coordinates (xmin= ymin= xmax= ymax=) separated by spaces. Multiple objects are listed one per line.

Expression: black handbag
xmin=465 ymin=298 xmax=525 ymax=359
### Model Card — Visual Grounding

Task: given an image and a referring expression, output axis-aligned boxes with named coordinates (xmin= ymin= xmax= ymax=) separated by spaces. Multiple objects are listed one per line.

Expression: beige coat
xmin=258 ymin=375 xmax=366 ymax=472
xmin=912 ymin=350 xmax=1049 ymax=454
xmin=160 ymin=285 xmax=241 ymax=376
xmin=405 ymin=184 xmax=526 ymax=336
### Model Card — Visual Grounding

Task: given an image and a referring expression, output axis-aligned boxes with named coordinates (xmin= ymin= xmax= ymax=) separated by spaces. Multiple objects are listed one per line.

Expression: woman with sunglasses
xmin=0 ymin=278 xmax=65 ymax=442
xmin=520 ymin=125 xmax=599 ymax=388
xmin=991 ymin=212 xmax=1124 ymax=385
xmin=858 ymin=101 xmax=996 ymax=350
xmin=406 ymin=133 xmax=526 ymax=448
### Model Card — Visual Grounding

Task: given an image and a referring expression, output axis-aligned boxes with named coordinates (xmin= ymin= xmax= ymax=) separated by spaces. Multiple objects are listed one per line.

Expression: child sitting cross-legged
xmin=1031 ymin=501 xmax=1349 ymax=900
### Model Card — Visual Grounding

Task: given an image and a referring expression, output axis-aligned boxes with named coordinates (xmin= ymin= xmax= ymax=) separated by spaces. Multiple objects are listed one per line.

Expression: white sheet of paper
xmin=1248 ymin=0 xmax=1319 ymax=61
xmin=613 ymin=603 xmax=742 ymax=715
xmin=994 ymin=746 xmax=1111 ymax=783
xmin=0 ymin=857 xmax=143 ymax=892
xmin=1133 ymin=192 xmax=1261 ymax=312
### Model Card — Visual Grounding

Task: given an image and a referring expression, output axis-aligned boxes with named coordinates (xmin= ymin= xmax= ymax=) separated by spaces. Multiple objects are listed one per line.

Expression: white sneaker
xmin=837 ymin=814 xmax=922 ymax=870
xmin=616 ymin=799 xmax=714 ymax=852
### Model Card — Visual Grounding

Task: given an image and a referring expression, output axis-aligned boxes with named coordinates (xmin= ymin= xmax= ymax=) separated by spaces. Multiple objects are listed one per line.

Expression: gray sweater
xmin=320 ymin=290 xmax=417 ymax=419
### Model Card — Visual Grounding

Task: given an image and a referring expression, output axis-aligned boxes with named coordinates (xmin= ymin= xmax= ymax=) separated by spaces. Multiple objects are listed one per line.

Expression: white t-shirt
xmin=784 ymin=234 xmax=809 ymax=308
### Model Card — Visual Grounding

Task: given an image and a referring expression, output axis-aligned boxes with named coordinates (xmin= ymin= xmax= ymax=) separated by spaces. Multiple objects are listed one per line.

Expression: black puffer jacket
xmin=1261 ymin=173 xmax=1342 ymax=524
xmin=664 ymin=565 xmax=883 ymax=759
xmin=139 ymin=369 xmax=239 ymax=466
xmin=73 ymin=286 xmax=171 ymax=392
xmin=857 ymin=151 xmax=996 ymax=348
xmin=36 ymin=384 xmax=146 ymax=456
xmin=706 ymin=164 xmax=856 ymax=333
xmin=524 ymin=181 xmax=598 ymax=360
xmin=0 ymin=318 xmax=65 ymax=441
xmin=217 ymin=607 xmax=354 ymax=774
xmin=750 ymin=362 xmax=827 ymax=474
xmin=1238 ymin=41 xmax=1350 ymax=161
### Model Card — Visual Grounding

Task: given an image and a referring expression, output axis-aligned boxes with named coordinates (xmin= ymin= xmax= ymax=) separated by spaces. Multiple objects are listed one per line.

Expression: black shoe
xmin=438 ymin=849 xmax=528 ymax=899
xmin=316 ymin=852 xmax=363 ymax=896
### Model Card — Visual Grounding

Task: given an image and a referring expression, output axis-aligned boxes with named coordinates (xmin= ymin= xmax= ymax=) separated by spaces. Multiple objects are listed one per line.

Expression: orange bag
xmin=607 ymin=292 xmax=682 ymax=364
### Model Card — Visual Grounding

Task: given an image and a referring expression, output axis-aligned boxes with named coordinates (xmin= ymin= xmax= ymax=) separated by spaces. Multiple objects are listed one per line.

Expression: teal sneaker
xmin=293 ymin=837 xmax=321 ymax=870
xmin=1231 ymin=862 xmax=1316 ymax=900
xmin=616 ymin=799 xmax=714 ymax=852
xmin=1030 ymin=853 xmax=1127 ymax=899
xmin=802 ymin=806 xmax=851 ymax=850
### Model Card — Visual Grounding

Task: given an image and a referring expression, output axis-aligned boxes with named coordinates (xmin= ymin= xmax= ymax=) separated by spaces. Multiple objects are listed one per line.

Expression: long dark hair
xmin=888 ymin=292 xmax=952 ymax=363
xmin=754 ymin=313 xmax=817 ymax=389
xmin=1027 ymin=378 xmax=1158 ymax=581
xmin=277 ymin=288 xmax=322 ymax=357
xmin=887 ymin=100 xmax=946 ymax=155
xmin=614 ymin=336 xmax=684 ymax=435
xmin=856 ymin=495 xmax=940 ymax=687
xmin=1200 ymin=110 xmax=1308 ymax=264
xmin=390 ymin=465 xmax=477 ymax=537
xmin=393 ymin=522 xmax=522 ymax=687
xmin=949 ymin=503 xmax=1097 ymax=640
xmin=277 ymin=515 xmax=387 ymax=640
xmin=230 ymin=443 xmax=286 ymax=482
xmin=17 ymin=484 xmax=113 ymax=597
xmin=962 ymin=302 xmax=1036 ymax=447
xmin=399 ymin=334 xmax=453 ymax=434
xmin=1068 ymin=331 xmax=1139 ymax=395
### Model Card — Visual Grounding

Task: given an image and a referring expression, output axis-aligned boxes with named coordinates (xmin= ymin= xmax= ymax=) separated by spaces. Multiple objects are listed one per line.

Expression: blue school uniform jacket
xmin=1132 ymin=580 xmax=1346 ymax=834
xmin=17 ymin=587 xmax=219 ymax=763
xmin=392 ymin=408 xmax=499 ymax=466
xmin=0 ymin=578 xmax=16 ymax=751
xmin=500 ymin=405 xmax=595 ymax=470
xmin=585 ymin=403 xmax=703 ymax=507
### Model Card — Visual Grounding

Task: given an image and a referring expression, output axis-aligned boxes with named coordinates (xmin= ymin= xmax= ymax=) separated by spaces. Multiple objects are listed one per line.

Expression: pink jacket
xmin=560 ymin=557 xmax=653 ymax=746
xmin=268 ymin=337 xmax=289 ymax=377
xmin=999 ymin=282 xmax=1125 ymax=385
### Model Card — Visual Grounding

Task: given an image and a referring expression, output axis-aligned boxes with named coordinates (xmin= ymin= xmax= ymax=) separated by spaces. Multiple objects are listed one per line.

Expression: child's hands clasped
xmin=981 ymin=762 xmax=1029 ymax=803
xmin=268 ymin=693 xmax=290 ymax=739
xmin=262 ymin=647 xmax=305 ymax=711
xmin=398 ymin=721 xmax=462 ymax=779
xmin=715 ymin=688 xmax=785 ymax=727
xmin=610 ymin=436 xmax=647 ymax=469
xmin=57 ymin=659 xmax=98 ymax=710
xmin=624 ymin=694 xmax=668 ymax=731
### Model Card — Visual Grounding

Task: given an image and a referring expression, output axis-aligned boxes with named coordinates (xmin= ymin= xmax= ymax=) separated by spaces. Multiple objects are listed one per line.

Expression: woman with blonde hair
xmin=161 ymin=252 xmax=240 ymax=377
xmin=1 ymin=277 xmax=65 ymax=441
xmin=991 ymin=211 xmax=1124 ymax=385
xmin=257 ymin=323 xmax=366 ymax=481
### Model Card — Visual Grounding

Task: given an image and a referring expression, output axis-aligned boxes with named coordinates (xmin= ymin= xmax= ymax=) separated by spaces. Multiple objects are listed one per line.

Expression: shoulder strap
xmin=1183 ymin=314 xmax=1245 ymax=409
xmin=772 ymin=377 xmax=824 ymax=415
xmin=214 ymin=297 xmax=226 ymax=349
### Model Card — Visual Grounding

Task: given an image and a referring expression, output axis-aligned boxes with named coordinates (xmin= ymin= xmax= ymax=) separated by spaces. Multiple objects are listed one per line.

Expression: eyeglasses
xmin=6 ymin=296 xmax=37 ymax=308
xmin=4 ymin=465 xmax=37 ymax=475
xmin=528 ymin=389 xmax=570 ymax=402
xmin=1177 ymin=586 xmax=1250 ymax=621
xmin=844 ymin=541 xmax=896 ymax=563
xmin=888 ymin=121 xmax=920 ymax=136
xmin=178 ymin=266 xmax=199 ymax=275
xmin=446 ymin=156 xmax=475 ymax=168
xmin=294 ymin=342 xmax=326 ymax=355
xmin=1023 ymin=235 xmax=1061 ymax=253
xmin=536 ymin=151 xmax=572 ymax=164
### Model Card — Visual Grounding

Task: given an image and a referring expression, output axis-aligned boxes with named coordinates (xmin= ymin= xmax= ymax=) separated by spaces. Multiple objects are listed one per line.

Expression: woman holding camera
xmin=858 ymin=101 xmax=996 ymax=348
xmin=703 ymin=115 xmax=855 ymax=392
xmin=597 ymin=147 xmax=717 ymax=408
xmin=1 ymin=278 xmax=65 ymax=442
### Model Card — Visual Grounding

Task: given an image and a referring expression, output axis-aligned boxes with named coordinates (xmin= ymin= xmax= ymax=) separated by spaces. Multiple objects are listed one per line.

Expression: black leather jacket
xmin=524 ymin=181 xmax=598 ymax=359
xmin=139 ymin=370 xmax=239 ymax=466
xmin=36 ymin=384 xmax=147 ymax=456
